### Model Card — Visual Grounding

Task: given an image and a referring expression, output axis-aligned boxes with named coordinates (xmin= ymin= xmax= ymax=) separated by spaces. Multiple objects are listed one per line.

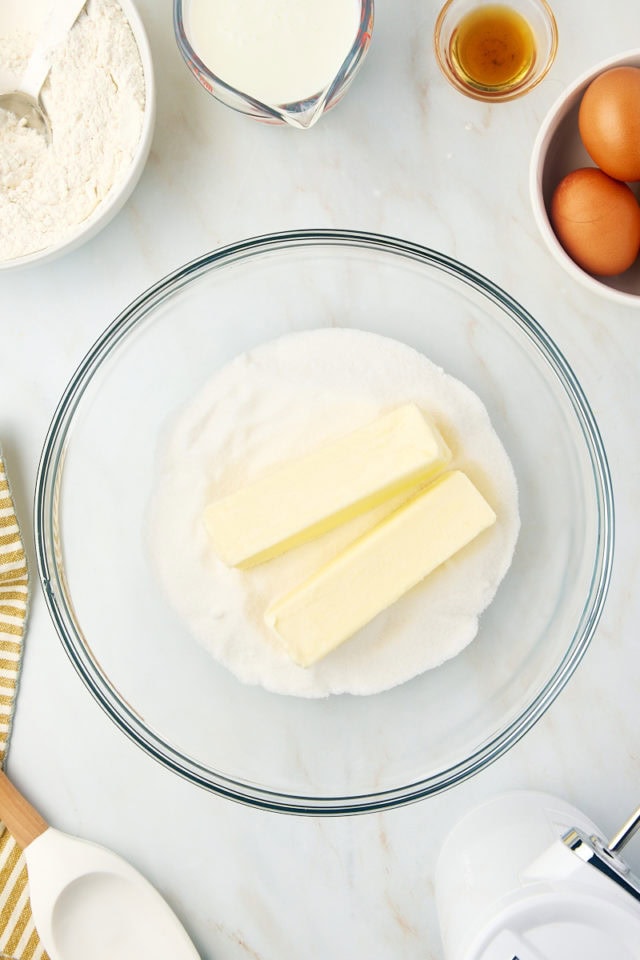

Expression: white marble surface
xmin=2 ymin=1 xmax=640 ymax=957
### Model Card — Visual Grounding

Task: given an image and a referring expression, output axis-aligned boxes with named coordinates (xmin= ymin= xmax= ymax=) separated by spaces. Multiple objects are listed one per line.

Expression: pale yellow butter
xmin=265 ymin=470 xmax=496 ymax=667
xmin=204 ymin=403 xmax=451 ymax=568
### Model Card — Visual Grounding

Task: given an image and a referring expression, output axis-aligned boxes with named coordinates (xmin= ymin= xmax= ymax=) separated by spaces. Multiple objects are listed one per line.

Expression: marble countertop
xmin=2 ymin=1 xmax=640 ymax=957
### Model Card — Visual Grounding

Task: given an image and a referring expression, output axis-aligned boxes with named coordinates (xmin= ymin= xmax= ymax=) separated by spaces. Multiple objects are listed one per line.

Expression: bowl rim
xmin=529 ymin=47 xmax=640 ymax=306
xmin=34 ymin=229 xmax=615 ymax=815
xmin=0 ymin=0 xmax=157 ymax=272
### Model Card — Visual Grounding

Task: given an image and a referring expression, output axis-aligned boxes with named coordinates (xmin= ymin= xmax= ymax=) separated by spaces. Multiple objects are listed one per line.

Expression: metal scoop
xmin=0 ymin=0 xmax=89 ymax=141
xmin=0 ymin=770 xmax=201 ymax=960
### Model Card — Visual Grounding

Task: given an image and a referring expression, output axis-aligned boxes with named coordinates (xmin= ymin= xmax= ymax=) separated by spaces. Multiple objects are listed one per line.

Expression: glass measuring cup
xmin=173 ymin=0 xmax=374 ymax=129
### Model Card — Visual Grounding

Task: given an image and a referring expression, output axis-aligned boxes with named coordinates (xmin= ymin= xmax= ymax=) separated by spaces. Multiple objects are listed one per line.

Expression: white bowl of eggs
xmin=530 ymin=49 xmax=640 ymax=305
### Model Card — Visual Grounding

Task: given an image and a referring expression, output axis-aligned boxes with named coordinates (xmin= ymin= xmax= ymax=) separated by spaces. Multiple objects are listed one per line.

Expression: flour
xmin=148 ymin=329 xmax=521 ymax=698
xmin=0 ymin=0 xmax=145 ymax=261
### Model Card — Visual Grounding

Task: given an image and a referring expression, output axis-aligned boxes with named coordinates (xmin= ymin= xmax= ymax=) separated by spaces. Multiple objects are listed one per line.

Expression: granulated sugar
xmin=0 ymin=0 xmax=145 ymax=261
xmin=149 ymin=328 xmax=520 ymax=698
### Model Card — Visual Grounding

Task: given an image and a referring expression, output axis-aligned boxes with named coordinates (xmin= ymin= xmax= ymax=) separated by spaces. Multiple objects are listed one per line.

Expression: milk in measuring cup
xmin=187 ymin=0 xmax=362 ymax=105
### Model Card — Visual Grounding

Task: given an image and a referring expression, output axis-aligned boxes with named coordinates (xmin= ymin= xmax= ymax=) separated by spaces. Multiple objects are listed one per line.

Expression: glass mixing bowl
xmin=35 ymin=230 xmax=613 ymax=815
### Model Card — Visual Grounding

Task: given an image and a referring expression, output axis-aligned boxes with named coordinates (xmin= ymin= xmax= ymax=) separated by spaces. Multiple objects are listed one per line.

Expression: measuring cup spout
xmin=277 ymin=91 xmax=331 ymax=130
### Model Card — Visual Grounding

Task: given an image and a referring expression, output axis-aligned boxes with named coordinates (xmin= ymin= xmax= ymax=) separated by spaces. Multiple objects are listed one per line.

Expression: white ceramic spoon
xmin=0 ymin=770 xmax=201 ymax=960
xmin=0 ymin=0 xmax=89 ymax=140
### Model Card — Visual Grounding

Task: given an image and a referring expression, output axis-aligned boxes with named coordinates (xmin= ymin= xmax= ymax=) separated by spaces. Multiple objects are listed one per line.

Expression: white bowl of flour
xmin=0 ymin=0 xmax=155 ymax=269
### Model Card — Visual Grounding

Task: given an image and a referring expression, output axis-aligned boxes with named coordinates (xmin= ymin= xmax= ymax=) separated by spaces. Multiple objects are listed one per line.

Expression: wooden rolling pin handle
xmin=0 ymin=769 xmax=48 ymax=850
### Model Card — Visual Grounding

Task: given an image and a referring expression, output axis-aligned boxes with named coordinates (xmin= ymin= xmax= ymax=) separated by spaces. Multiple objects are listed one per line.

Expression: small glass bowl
xmin=173 ymin=0 xmax=374 ymax=129
xmin=35 ymin=230 xmax=613 ymax=815
xmin=434 ymin=0 xmax=558 ymax=102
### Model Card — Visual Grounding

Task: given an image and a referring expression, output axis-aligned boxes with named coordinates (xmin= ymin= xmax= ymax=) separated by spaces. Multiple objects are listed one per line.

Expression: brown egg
xmin=578 ymin=66 xmax=640 ymax=182
xmin=550 ymin=167 xmax=640 ymax=276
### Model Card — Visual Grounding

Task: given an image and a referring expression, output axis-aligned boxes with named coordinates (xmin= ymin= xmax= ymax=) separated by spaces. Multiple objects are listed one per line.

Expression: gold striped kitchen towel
xmin=0 ymin=449 xmax=47 ymax=960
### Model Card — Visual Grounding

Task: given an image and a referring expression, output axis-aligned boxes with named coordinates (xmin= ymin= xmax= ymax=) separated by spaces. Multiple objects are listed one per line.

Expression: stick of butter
xmin=204 ymin=403 xmax=451 ymax=568
xmin=264 ymin=470 xmax=496 ymax=667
